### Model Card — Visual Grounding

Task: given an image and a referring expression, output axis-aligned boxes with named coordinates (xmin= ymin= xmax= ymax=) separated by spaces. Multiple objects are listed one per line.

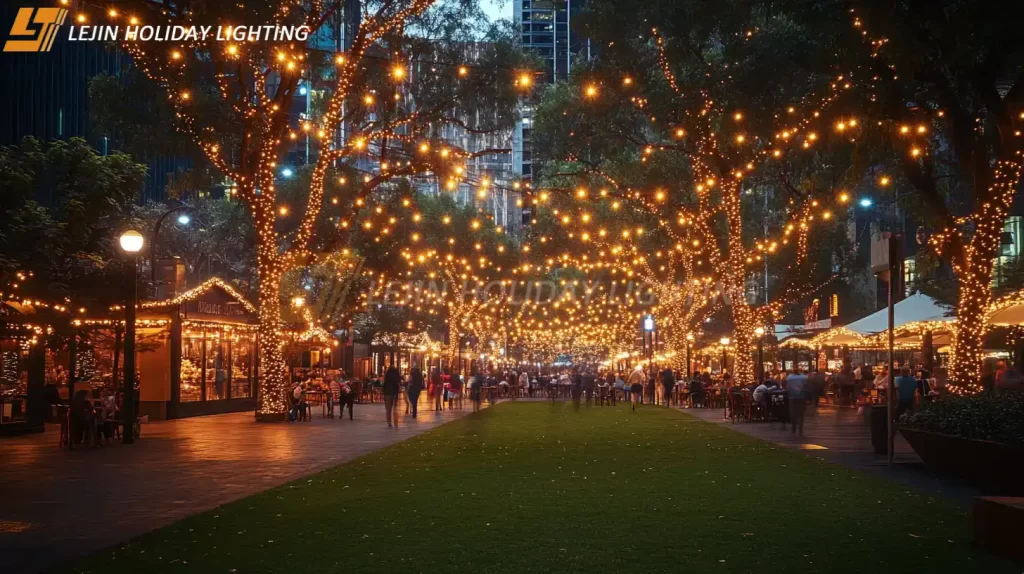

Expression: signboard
xmin=184 ymin=285 xmax=252 ymax=321
xmin=871 ymin=232 xmax=902 ymax=278
xmin=804 ymin=318 xmax=832 ymax=330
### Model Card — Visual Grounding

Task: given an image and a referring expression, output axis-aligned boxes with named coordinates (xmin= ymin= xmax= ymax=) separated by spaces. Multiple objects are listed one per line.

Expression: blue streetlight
xmin=859 ymin=198 xmax=873 ymax=208
xmin=176 ymin=213 xmax=191 ymax=226
xmin=281 ymin=168 xmax=294 ymax=178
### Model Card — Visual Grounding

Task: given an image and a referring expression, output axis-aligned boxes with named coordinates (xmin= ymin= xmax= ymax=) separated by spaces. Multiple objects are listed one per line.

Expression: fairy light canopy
xmin=841 ymin=292 xmax=953 ymax=335
xmin=986 ymin=289 xmax=1024 ymax=326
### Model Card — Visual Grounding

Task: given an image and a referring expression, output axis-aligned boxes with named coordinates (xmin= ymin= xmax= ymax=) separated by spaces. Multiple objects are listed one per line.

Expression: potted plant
xmin=899 ymin=391 xmax=1024 ymax=494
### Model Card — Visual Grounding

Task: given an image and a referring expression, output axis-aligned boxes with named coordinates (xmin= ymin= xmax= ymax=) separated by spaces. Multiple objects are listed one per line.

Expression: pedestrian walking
xmin=431 ymin=367 xmax=444 ymax=411
xmin=627 ymin=366 xmax=644 ymax=411
xmin=383 ymin=365 xmax=401 ymax=428
xmin=786 ymin=369 xmax=810 ymax=435
xmin=469 ymin=368 xmax=483 ymax=412
xmin=660 ymin=366 xmax=675 ymax=407
xmin=408 ymin=366 xmax=424 ymax=418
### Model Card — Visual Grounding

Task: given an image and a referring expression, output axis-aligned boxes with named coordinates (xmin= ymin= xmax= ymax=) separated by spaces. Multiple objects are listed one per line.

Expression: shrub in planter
xmin=900 ymin=391 xmax=1024 ymax=445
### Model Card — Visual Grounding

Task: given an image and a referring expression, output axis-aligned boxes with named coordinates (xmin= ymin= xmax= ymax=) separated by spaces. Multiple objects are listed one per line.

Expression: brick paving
xmin=677 ymin=402 xmax=981 ymax=503
xmin=0 ymin=396 xmax=490 ymax=574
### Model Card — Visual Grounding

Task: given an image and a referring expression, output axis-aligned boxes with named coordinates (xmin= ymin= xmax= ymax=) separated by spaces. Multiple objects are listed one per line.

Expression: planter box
xmin=900 ymin=428 xmax=1024 ymax=495
xmin=974 ymin=497 xmax=1024 ymax=564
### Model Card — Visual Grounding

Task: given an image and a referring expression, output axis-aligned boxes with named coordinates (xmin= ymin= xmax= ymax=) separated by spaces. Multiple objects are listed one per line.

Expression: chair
xmin=728 ymin=392 xmax=747 ymax=421
xmin=749 ymin=397 xmax=767 ymax=421
xmin=349 ymin=381 xmax=363 ymax=403
xmin=58 ymin=406 xmax=71 ymax=448
xmin=768 ymin=393 xmax=788 ymax=422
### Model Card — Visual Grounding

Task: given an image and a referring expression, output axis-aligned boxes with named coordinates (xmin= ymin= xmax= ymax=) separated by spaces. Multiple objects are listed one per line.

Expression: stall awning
xmin=860 ymin=319 xmax=955 ymax=349
xmin=987 ymin=289 xmax=1024 ymax=326
xmin=774 ymin=324 xmax=805 ymax=342
xmin=843 ymin=292 xmax=953 ymax=335
xmin=810 ymin=326 xmax=869 ymax=348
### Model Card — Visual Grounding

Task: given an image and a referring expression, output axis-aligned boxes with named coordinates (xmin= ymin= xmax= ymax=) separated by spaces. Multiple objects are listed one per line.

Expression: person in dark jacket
xmin=407 ymin=366 xmax=424 ymax=418
xmin=688 ymin=377 xmax=704 ymax=407
xmin=660 ymin=367 xmax=676 ymax=407
xmin=468 ymin=367 xmax=483 ymax=412
xmin=383 ymin=366 xmax=401 ymax=427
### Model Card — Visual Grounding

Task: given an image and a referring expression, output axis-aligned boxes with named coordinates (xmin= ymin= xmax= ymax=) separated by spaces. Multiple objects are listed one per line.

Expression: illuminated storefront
xmin=85 ymin=278 xmax=259 ymax=419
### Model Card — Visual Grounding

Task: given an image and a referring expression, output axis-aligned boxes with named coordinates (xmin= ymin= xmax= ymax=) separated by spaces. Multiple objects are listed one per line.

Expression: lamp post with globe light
xmin=119 ymin=230 xmax=144 ymax=444
xmin=150 ymin=204 xmax=197 ymax=284
xmin=754 ymin=327 xmax=766 ymax=383
xmin=719 ymin=337 xmax=730 ymax=375
xmin=685 ymin=333 xmax=694 ymax=378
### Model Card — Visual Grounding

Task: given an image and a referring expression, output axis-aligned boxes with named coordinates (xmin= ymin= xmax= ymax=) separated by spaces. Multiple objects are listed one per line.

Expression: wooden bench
xmin=974 ymin=497 xmax=1024 ymax=563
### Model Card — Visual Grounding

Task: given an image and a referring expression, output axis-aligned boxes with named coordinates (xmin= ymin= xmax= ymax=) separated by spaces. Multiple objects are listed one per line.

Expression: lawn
xmin=60 ymin=402 xmax=1015 ymax=573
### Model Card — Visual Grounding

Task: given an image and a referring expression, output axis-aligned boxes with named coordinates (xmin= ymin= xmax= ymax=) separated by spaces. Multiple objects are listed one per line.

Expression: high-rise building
xmin=513 ymin=0 xmax=590 ymax=187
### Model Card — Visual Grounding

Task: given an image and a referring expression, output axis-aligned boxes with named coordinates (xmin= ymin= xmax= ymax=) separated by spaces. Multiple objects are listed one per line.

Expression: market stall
xmin=84 ymin=278 xmax=259 ymax=420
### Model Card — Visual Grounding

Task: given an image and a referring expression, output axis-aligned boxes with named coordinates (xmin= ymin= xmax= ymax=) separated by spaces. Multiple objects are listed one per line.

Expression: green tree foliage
xmin=0 ymin=137 xmax=147 ymax=308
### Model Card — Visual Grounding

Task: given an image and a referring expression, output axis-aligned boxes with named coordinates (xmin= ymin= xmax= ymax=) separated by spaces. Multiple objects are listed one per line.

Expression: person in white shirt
xmin=290 ymin=382 xmax=304 ymax=421
xmin=853 ymin=364 xmax=863 ymax=381
xmin=519 ymin=371 xmax=530 ymax=396
xmin=752 ymin=381 xmax=771 ymax=404
xmin=873 ymin=367 xmax=890 ymax=391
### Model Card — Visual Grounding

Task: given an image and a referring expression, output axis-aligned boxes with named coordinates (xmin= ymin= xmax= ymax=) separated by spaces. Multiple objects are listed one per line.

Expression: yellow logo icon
xmin=4 ymin=7 xmax=68 ymax=53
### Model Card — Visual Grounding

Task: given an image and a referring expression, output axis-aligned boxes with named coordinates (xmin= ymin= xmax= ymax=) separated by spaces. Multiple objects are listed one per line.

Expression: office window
xmin=904 ymin=256 xmax=917 ymax=296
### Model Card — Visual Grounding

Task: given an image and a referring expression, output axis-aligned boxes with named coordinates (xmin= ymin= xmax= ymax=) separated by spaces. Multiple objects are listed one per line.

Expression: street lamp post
xmin=719 ymin=337 xmax=730 ymax=375
xmin=685 ymin=333 xmax=694 ymax=379
xmin=754 ymin=327 xmax=765 ymax=383
xmin=119 ymin=230 xmax=144 ymax=444
xmin=150 ymin=205 xmax=196 ymax=284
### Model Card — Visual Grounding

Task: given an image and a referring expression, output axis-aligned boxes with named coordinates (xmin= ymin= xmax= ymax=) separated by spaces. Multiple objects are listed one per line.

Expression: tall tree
xmin=0 ymin=136 xmax=147 ymax=309
xmin=529 ymin=1 xmax=861 ymax=383
xmin=78 ymin=0 xmax=528 ymax=418
xmin=840 ymin=1 xmax=1024 ymax=391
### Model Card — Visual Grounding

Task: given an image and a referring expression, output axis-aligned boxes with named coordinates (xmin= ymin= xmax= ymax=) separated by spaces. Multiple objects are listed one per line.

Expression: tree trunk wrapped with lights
xmin=938 ymin=162 xmax=1024 ymax=392
xmin=80 ymin=0 xmax=529 ymax=418
xmin=846 ymin=7 xmax=1024 ymax=392
xmin=522 ymin=13 xmax=864 ymax=384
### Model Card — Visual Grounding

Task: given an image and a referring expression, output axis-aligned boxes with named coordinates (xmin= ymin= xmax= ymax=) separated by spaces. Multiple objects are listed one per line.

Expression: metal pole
xmin=887 ymin=255 xmax=896 ymax=464
xmin=123 ymin=256 xmax=138 ymax=444
xmin=757 ymin=337 xmax=764 ymax=383
xmin=150 ymin=205 xmax=194 ymax=284
xmin=686 ymin=342 xmax=692 ymax=379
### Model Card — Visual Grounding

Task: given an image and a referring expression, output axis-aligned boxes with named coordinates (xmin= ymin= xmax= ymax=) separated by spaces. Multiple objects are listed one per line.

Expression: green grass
xmin=61 ymin=402 xmax=1015 ymax=573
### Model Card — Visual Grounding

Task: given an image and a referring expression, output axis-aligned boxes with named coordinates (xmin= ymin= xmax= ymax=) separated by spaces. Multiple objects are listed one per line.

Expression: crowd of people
xmin=284 ymin=356 xmax=1024 ymax=432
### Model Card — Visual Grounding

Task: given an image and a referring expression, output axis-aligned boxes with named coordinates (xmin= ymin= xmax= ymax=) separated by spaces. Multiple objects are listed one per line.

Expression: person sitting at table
xmin=70 ymin=389 xmax=97 ymax=446
xmin=289 ymin=381 xmax=305 ymax=422
xmin=752 ymin=380 xmax=771 ymax=405
xmin=700 ymin=371 xmax=713 ymax=388
xmin=873 ymin=366 xmax=890 ymax=392
xmin=613 ymin=374 xmax=626 ymax=396
xmin=97 ymin=388 xmax=117 ymax=443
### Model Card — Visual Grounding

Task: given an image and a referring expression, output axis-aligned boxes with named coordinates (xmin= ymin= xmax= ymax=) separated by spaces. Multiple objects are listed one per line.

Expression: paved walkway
xmin=678 ymin=403 xmax=980 ymax=503
xmin=1 ymin=397 xmax=490 ymax=574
